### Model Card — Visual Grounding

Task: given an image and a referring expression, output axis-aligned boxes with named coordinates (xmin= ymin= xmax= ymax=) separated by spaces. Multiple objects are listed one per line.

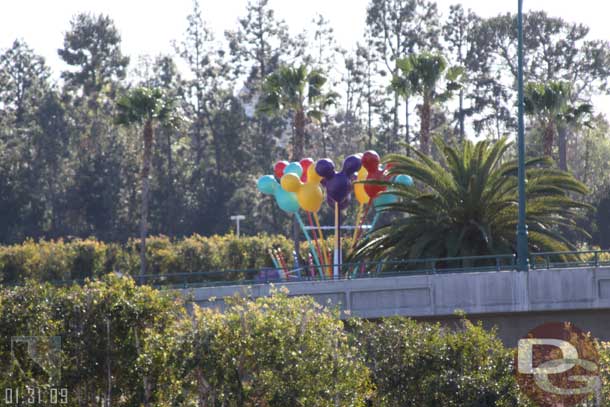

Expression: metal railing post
xmin=375 ymin=261 xmax=383 ymax=276
xmin=595 ymin=251 xmax=600 ymax=268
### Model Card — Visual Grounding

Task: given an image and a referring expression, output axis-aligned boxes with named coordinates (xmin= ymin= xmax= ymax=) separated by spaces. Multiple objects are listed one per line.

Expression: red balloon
xmin=299 ymin=157 xmax=314 ymax=182
xmin=361 ymin=150 xmax=388 ymax=199
xmin=274 ymin=160 xmax=289 ymax=180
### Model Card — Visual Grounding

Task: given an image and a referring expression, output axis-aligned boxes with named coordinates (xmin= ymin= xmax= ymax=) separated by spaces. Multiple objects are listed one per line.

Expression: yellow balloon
xmin=281 ymin=171 xmax=324 ymax=213
xmin=307 ymin=164 xmax=322 ymax=183
xmin=354 ymin=166 xmax=370 ymax=204
xmin=281 ymin=172 xmax=301 ymax=193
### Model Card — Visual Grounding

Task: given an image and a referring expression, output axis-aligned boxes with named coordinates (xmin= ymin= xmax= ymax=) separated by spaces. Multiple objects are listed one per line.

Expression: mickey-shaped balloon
xmin=374 ymin=174 xmax=413 ymax=211
xmin=315 ymin=155 xmax=362 ymax=205
xmin=281 ymin=164 xmax=324 ymax=213
xmin=328 ymin=195 xmax=351 ymax=210
xmin=361 ymin=150 xmax=390 ymax=199
xmin=354 ymin=166 xmax=370 ymax=205
xmin=257 ymin=163 xmax=303 ymax=213
xmin=299 ymin=158 xmax=314 ymax=182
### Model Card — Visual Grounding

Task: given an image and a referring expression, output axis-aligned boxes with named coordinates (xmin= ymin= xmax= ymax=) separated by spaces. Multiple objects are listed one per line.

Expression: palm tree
xmin=557 ymin=103 xmax=593 ymax=171
xmin=257 ymin=65 xmax=338 ymax=160
xmin=524 ymin=81 xmax=571 ymax=158
xmin=352 ymin=137 xmax=590 ymax=263
xmin=392 ymin=53 xmax=462 ymax=155
xmin=116 ymin=87 xmax=177 ymax=278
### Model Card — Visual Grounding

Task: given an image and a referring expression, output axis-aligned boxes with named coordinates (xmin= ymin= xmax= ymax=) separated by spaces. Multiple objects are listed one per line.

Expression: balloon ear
xmin=281 ymin=173 xmax=302 ymax=192
xmin=357 ymin=166 xmax=368 ymax=181
xmin=361 ymin=150 xmax=380 ymax=172
xmin=274 ymin=160 xmax=289 ymax=179
xmin=257 ymin=175 xmax=278 ymax=195
xmin=307 ymin=164 xmax=322 ymax=183
xmin=284 ymin=162 xmax=303 ymax=178
xmin=315 ymin=159 xmax=335 ymax=179
xmin=342 ymin=154 xmax=362 ymax=176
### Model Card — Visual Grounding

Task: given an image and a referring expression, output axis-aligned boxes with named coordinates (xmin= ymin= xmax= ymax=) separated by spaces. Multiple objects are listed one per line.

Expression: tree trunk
xmin=140 ymin=120 xmax=153 ymax=279
xmin=293 ymin=109 xmax=306 ymax=160
xmin=393 ymin=90 xmax=399 ymax=151
xmin=367 ymin=64 xmax=373 ymax=149
xmin=292 ymin=109 xmax=306 ymax=266
xmin=543 ymin=120 xmax=555 ymax=158
xmin=134 ymin=328 xmax=152 ymax=407
xmin=165 ymin=130 xmax=175 ymax=237
xmin=105 ymin=318 xmax=111 ymax=407
xmin=458 ymin=89 xmax=465 ymax=143
xmin=558 ymin=123 xmax=568 ymax=171
xmin=420 ymin=96 xmax=431 ymax=155
xmin=405 ymin=96 xmax=411 ymax=156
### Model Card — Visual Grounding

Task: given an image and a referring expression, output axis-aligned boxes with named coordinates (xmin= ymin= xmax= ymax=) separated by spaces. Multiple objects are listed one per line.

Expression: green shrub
xmin=0 ymin=234 xmax=297 ymax=284
xmin=169 ymin=289 xmax=373 ymax=406
xmin=352 ymin=317 xmax=533 ymax=407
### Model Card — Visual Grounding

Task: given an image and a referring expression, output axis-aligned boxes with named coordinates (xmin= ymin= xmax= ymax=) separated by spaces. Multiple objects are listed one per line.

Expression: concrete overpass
xmin=183 ymin=265 xmax=610 ymax=346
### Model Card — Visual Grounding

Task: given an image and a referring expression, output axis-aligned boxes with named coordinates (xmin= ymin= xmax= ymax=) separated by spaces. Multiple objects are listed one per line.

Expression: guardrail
xmin=135 ymin=249 xmax=610 ymax=289
xmin=137 ymin=253 xmax=518 ymax=289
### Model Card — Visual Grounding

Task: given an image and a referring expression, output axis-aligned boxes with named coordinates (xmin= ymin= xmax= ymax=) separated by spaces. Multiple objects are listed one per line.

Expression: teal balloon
xmin=395 ymin=174 xmax=413 ymax=187
xmin=257 ymin=175 xmax=299 ymax=213
xmin=373 ymin=192 xmax=397 ymax=210
xmin=374 ymin=174 xmax=413 ymax=211
xmin=284 ymin=162 xmax=303 ymax=178
xmin=257 ymin=175 xmax=277 ymax=195
xmin=276 ymin=189 xmax=299 ymax=213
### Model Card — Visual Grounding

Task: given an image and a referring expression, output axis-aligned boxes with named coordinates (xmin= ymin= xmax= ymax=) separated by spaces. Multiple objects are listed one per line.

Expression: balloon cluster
xmin=256 ymin=151 xmax=413 ymax=278
xmin=258 ymin=152 xmax=412 ymax=214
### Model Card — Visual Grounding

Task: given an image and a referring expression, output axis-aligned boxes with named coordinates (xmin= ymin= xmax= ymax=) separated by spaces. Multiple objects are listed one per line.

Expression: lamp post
xmin=230 ymin=215 xmax=245 ymax=238
xmin=516 ymin=0 xmax=529 ymax=271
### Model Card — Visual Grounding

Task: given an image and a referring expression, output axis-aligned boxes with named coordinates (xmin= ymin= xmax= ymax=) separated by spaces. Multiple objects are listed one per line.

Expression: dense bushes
xmin=0 ymin=234 xmax=297 ymax=284
xmin=0 ymin=234 xmax=359 ymax=284
xmin=352 ymin=318 xmax=533 ymax=407
xmin=0 ymin=279 xmax=370 ymax=406
xmin=3 ymin=278 xmax=610 ymax=406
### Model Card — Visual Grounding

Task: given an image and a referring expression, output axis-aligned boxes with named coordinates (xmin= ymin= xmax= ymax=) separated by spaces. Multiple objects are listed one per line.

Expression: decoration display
xmin=257 ymin=151 xmax=412 ymax=279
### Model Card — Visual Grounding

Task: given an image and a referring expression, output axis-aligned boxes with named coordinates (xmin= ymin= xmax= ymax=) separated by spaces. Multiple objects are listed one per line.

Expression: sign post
xmin=230 ymin=215 xmax=245 ymax=238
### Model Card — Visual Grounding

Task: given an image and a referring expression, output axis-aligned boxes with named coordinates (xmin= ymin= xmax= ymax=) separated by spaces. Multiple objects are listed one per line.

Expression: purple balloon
xmin=315 ymin=155 xmax=362 ymax=204
xmin=326 ymin=194 xmax=350 ymax=210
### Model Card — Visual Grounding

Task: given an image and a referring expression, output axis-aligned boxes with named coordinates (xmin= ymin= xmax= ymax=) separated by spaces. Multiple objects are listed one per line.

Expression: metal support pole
xmin=230 ymin=215 xmax=245 ymax=238
xmin=516 ymin=0 xmax=530 ymax=272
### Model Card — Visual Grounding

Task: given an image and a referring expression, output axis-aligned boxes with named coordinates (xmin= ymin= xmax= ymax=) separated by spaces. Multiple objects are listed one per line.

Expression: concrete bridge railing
xmin=183 ymin=266 xmax=610 ymax=345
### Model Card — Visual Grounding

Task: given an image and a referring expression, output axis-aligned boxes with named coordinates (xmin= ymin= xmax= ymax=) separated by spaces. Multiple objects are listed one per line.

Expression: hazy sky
xmin=1 ymin=0 xmax=609 ymax=113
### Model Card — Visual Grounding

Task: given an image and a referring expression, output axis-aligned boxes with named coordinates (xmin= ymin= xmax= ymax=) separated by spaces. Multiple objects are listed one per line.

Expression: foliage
xmin=0 ymin=234 xmax=296 ymax=284
xmin=0 ymin=276 xmax=185 ymax=406
xmin=392 ymin=52 xmax=463 ymax=154
xmin=257 ymin=64 xmax=338 ymax=160
xmin=352 ymin=317 xmax=532 ymax=406
xmin=352 ymin=137 xmax=591 ymax=263
xmin=5 ymin=279 xmax=610 ymax=406
xmin=1 ymin=2 xmax=610 ymax=248
xmin=170 ymin=289 xmax=373 ymax=405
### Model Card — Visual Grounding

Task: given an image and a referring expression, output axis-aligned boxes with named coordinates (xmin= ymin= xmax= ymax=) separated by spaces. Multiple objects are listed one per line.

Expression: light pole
xmin=230 ymin=215 xmax=245 ymax=238
xmin=516 ymin=0 xmax=529 ymax=271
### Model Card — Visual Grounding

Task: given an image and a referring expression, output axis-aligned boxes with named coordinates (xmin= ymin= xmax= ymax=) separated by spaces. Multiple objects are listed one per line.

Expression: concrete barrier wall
xmin=185 ymin=266 xmax=610 ymax=317
xmin=183 ymin=266 xmax=610 ymax=345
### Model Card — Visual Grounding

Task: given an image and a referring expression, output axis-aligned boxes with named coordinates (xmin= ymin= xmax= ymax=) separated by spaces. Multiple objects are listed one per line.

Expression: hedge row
xmin=4 ymin=278 xmax=610 ymax=406
xmin=0 ymin=234 xmax=356 ymax=284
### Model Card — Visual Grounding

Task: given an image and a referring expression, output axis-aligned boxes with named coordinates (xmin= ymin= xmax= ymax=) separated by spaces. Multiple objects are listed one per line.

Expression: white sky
xmin=1 ymin=0 xmax=609 ymax=114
